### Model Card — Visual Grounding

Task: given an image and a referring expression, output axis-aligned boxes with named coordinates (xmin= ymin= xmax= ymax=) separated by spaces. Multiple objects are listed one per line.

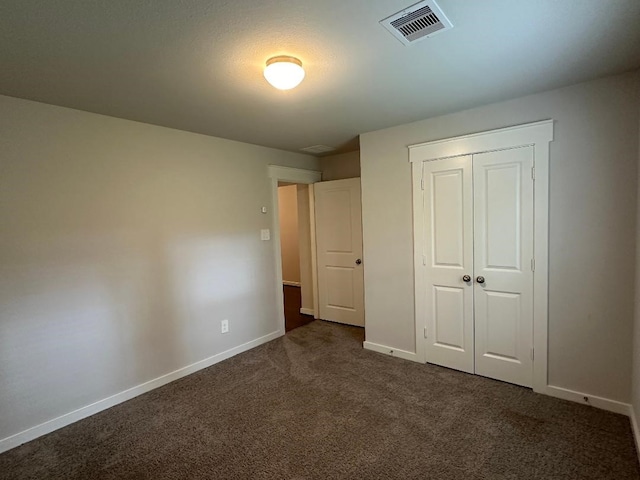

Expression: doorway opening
xmin=268 ymin=165 xmax=321 ymax=335
xmin=268 ymin=164 xmax=366 ymax=336
xmin=278 ymin=182 xmax=315 ymax=332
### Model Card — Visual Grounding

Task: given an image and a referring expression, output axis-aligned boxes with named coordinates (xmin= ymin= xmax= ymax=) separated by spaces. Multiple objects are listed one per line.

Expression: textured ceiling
xmin=1 ymin=0 xmax=639 ymax=154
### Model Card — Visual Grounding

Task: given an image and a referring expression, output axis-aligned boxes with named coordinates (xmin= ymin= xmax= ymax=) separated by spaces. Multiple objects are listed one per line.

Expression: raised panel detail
xmin=320 ymin=190 xmax=353 ymax=253
xmin=483 ymin=291 xmax=520 ymax=362
xmin=315 ymin=178 xmax=364 ymax=327
xmin=423 ymin=155 xmax=474 ymax=374
xmin=483 ymin=163 xmax=521 ymax=271
xmin=326 ymin=266 xmax=355 ymax=310
xmin=431 ymin=169 xmax=464 ymax=267
xmin=433 ymin=286 xmax=465 ymax=351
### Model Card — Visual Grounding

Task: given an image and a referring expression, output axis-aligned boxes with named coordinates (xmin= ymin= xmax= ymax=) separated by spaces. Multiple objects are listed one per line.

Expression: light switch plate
xmin=261 ymin=229 xmax=270 ymax=241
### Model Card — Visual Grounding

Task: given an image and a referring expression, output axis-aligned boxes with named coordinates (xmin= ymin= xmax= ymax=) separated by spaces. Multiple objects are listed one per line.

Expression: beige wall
xmin=320 ymin=151 xmax=361 ymax=181
xmin=297 ymin=184 xmax=314 ymax=312
xmin=278 ymin=185 xmax=300 ymax=284
xmin=633 ymin=79 xmax=640 ymax=423
xmin=0 ymin=94 xmax=318 ymax=442
xmin=361 ymin=71 xmax=640 ymax=403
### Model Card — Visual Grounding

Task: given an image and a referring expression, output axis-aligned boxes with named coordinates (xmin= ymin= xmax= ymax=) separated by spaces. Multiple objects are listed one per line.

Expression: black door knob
xmin=476 ymin=276 xmax=485 ymax=284
xmin=355 ymin=259 xmax=362 ymax=265
xmin=462 ymin=275 xmax=471 ymax=282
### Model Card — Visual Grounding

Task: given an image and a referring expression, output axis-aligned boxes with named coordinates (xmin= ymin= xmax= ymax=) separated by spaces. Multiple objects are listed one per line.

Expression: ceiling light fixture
xmin=264 ymin=56 xmax=305 ymax=90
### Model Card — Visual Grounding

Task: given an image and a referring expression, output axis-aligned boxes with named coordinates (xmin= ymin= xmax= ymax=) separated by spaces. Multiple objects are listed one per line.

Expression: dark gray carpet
xmin=1 ymin=320 xmax=638 ymax=479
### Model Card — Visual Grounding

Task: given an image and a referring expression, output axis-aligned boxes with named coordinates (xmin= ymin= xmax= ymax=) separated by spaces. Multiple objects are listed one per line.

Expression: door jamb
xmin=268 ymin=165 xmax=322 ymax=335
xmin=408 ymin=120 xmax=554 ymax=394
xmin=308 ymin=185 xmax=320 ymax=318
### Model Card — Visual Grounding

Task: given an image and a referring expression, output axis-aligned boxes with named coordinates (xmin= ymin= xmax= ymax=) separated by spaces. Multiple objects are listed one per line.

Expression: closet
xmin=410 ymin=121 xmax=553 ymax=390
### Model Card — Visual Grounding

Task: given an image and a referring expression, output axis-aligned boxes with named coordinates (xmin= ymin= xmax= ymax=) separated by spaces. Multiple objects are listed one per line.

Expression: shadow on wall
xmin=0 ymin=228 xmax=273 ymax=440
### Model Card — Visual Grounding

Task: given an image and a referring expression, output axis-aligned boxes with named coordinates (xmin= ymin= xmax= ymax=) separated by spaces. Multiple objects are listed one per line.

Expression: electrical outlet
xmin=260 ymin=229 xmax=270 ymax=241
xmin=221 ymin=319 xmax=229 ymax=334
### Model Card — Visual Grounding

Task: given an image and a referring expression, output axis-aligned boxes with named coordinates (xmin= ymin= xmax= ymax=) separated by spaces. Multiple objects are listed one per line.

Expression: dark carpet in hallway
xmin=1 ymin=320 xmax=638 ymax=479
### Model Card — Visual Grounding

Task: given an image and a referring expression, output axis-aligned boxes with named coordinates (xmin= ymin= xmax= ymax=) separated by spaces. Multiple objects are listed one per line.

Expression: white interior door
xmin=422 ymin=156 xmax=474 ymax=373
xmin=473 ymin=146 xmax=534 ymax=387
xmin=315 ymin=178 xmax=364 ymax=326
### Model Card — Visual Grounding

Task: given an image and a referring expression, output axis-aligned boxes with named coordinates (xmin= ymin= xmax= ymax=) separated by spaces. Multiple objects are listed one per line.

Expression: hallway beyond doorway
xmin=284 ymin=285 xmax=313 ymax=332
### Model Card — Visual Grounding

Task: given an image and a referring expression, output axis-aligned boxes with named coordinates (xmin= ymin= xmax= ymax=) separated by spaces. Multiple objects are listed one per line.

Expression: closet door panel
xmin=473 ymin=147 xmax=534 ymax=387
xmin=422 ymin=156 xmax=474 ymax=373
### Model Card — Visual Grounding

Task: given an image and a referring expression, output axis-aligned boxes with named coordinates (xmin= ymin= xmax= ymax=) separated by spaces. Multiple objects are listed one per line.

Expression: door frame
xmin=268 ymin=165 xmax=322 ymax=335
xmin=409 ymin=120 xmax=554 ymax=394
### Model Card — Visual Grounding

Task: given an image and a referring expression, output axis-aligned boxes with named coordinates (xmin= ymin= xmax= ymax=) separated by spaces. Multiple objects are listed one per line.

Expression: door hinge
xmin=423 ymin=254 xmax=427 ymax=266
xmin=420 ymin=177 xmax=425 ymax=190
xmin=531 ymin=167 xmax=535 ymax=180
xmin=531 ymin=258 xmax=535 ymax=272
xmin=530 ymin=347 xmax=535 ymax=361
xmin=424 ymin=327 xmax=428 ymax=339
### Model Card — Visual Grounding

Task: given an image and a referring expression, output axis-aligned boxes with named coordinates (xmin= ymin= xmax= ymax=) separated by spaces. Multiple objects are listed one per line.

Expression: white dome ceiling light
xmin=263 ymin=56 xmax=305 ymax=90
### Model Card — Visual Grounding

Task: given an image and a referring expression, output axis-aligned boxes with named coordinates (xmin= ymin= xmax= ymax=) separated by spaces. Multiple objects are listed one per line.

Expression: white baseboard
xmin=545 ymin=385 xmax=631 ymax=416
xmin=283 ymin=281 xmax=301 ymax=287
xmin=0 ymin=330 xmax=284 ymax=455
xmin=300 ymin=307 xmax=314 ymax=316
xmin=363 ymin=341 xmax=420 ymax=363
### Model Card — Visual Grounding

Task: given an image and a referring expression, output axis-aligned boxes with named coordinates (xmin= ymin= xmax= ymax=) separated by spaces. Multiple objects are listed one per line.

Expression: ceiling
xmin=1 ymin=0 xmax=639 ymax=155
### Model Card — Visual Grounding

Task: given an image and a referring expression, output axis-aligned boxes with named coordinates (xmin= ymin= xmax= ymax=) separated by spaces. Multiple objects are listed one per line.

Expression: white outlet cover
xmin=221 ymin=319 xmax=229 ymax=333
xmin=261 ymin=229 xmax=270 ymax=241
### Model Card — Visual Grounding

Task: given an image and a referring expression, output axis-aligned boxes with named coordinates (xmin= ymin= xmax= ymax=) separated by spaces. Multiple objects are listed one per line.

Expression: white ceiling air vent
xmin=300 ymin=145 xmax=335 ymax=154
xmin=380 ymin=0 xmax=452 ymax=46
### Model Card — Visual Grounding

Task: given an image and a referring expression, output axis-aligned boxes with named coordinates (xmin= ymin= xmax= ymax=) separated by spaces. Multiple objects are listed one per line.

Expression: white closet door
xmin=423 ymin=156 xmax=474 ymax=373
xmin=473 ymin=146 xmax=534 ymax=387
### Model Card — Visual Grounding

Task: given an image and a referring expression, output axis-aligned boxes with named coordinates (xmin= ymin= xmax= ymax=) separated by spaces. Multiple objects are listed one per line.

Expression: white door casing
xmin=268 ymin=165 xmax=322 ymax=334
xmin=473 ymin=147 xmax=534 ymax=387
xmin=422 ymin=155 xmax=474 ymax=373
xmin=410 ymin=120 xmax=553 ymax=393
xmin=315 ymin=178 xmax=365 ymax=327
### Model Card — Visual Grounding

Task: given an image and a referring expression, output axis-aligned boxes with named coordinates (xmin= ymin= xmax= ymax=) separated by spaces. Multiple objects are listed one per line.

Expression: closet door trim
xmin=409 ymin=120 xmax=554 ymax=394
